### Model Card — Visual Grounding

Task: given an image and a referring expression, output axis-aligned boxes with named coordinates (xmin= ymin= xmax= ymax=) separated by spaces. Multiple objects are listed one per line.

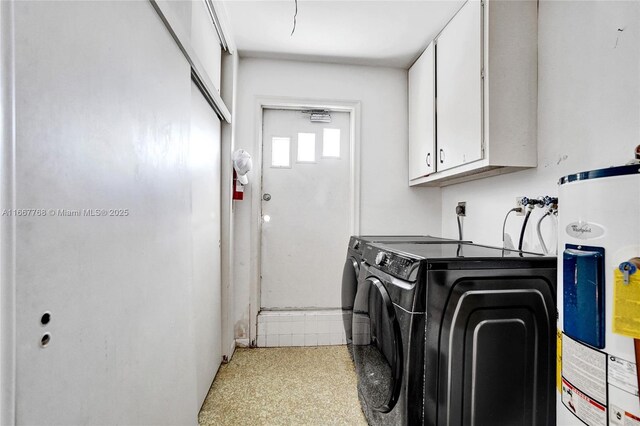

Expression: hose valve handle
xmin=521 ymin=197 xmax=543 ymax=208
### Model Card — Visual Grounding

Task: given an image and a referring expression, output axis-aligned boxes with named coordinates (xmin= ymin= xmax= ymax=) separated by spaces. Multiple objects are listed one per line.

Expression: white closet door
xmin=436 ymin=0 xmax=483 ymax=172
xmin=13 ymin=2 xmax=198 ymax=424
xmin=409 ymin=41 xmax=436 ymax=180
xmin=190 ymin=81 xmax=222 ymax=407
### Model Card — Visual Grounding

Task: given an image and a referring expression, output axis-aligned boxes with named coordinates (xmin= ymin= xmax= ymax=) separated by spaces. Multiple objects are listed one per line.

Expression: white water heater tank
xmin=557 ymin=164 xmax=640 ymax=426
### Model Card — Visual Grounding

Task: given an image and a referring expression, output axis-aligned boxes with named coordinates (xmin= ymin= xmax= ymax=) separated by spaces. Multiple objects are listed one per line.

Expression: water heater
xmin=558 ymin=163 xmax=640 ymax=426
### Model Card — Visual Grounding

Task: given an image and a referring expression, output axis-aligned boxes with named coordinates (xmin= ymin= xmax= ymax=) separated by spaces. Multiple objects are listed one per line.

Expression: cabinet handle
xmin=439 ymin=149 xmax=445 ymax=164
xmin=426 ymin=153 xmax=431 ymax=167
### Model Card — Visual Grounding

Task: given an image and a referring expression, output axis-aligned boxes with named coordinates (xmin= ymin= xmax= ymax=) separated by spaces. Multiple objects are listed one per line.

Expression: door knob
xmin=263 ymin=193 xmax=271 ymax=201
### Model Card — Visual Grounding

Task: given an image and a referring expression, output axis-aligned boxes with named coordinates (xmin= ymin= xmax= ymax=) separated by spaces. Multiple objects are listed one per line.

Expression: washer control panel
xmin=374 ymin=251 xmax=387 ymax=266
xmin=363 ymin=244 xmax=420 ymax=281
xmin=348 ymin=236 xmax=364 ymax=255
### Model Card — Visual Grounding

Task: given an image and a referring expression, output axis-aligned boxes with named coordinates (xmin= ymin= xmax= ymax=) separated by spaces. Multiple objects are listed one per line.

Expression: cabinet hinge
xmin=481 ymin=68 xmax=485 ymax=79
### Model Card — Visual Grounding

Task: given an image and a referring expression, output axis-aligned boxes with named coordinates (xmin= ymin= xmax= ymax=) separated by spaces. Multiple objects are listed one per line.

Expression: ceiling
xmin=220 ymin=0 xmax=466 ymax=68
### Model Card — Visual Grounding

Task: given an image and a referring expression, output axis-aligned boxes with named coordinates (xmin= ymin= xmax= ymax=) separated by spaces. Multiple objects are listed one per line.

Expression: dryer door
xmin=352 ymin=277 xmax=403 ymax=413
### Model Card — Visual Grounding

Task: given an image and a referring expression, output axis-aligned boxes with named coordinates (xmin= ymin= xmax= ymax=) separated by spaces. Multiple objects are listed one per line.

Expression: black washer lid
xmin=373 ymin=242 xmax=545 ymax=260
xmin=559 ymin=164 xmax=640 ymax=185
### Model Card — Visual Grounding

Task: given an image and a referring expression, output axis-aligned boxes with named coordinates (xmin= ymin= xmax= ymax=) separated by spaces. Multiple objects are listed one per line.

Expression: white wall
xmin=232 ymin=57 xmax=441 ymax=340
xmin=442 ymin=0 xmax=640 ymax=252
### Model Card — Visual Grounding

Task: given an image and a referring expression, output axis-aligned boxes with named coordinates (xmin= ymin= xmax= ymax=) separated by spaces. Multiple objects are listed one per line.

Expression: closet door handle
xmin=426 ymin=153 xmax=431 ymax=167
xmin=439 ymin=149 xmax=445 ymax=164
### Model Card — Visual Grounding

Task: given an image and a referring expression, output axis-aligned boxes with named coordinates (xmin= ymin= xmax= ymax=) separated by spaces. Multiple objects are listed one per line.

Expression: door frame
xmin=249 ymin=97 xmax=361 ymax=345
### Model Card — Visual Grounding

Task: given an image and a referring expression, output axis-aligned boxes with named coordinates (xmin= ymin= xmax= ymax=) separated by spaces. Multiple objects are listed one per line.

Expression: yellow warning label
xmin=557 ymin=329 xmax=562 ymax=391
xmin=613 ymin=269 xmax=640 ymax=339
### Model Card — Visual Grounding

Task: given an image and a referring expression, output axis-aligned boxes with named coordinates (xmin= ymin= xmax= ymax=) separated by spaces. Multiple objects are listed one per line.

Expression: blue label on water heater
xmin=563 ymin=244 xmax=606 ymax=349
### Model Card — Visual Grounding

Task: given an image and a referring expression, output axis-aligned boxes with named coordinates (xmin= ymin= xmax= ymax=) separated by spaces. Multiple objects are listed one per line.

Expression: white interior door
xmin=261 ymin=109 xmax=351 ymax=310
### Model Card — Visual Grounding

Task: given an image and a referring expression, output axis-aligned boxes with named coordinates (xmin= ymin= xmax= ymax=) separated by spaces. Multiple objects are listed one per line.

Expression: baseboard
xmin=235 ymin=338 xmax=250 ymax=348
xmin=222 ymin=339 xmax=237 ymax=364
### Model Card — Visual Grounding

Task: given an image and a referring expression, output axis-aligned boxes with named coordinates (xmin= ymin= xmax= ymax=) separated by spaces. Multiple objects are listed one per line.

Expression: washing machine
xmin=342 ymin=236 xmax=467 ymax=358
xmin=353 ymin=241 xmax=556 ymax=426
xmin=557 ymin=164 xmax=640 ymax=426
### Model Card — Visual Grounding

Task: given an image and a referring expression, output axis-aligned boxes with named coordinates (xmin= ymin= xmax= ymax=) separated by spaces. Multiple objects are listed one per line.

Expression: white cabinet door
xmin=436 ymin=0 xmax=483 ymax=172
xmin=191 ymin=0 xmax=222 ymax=91
xmin=408 ymin=42 xmax=436 ymax=180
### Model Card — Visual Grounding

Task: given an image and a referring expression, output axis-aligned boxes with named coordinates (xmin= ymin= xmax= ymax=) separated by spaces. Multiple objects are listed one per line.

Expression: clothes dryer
xmin=353 ymin=242 xmax=556 ymax=426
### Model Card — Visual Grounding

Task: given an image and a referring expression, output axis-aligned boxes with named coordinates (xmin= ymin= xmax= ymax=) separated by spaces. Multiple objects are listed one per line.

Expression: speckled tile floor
xmin=198 ymin=346 xmax=367 ymax=426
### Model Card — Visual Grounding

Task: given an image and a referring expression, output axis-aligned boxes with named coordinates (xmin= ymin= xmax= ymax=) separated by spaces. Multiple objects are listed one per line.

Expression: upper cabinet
xmin=408 ymin=42 xmax=436 ymax=180
xmin=191 ymin=0 xmax=222 ymax=92
xmin=409 ymin=0 xmax=538 ymax=187
xmin=436 ymin=0 xmax=482 ymax=172
xmin=152 ymin=0 xmax=231 ymax=122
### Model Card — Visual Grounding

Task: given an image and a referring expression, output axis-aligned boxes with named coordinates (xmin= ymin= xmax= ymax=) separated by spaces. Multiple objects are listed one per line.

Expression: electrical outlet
xmin=515 ymin=197 xmax=525 ymax=216
xmin=456 ymin=202 xmax=466 ymax=217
